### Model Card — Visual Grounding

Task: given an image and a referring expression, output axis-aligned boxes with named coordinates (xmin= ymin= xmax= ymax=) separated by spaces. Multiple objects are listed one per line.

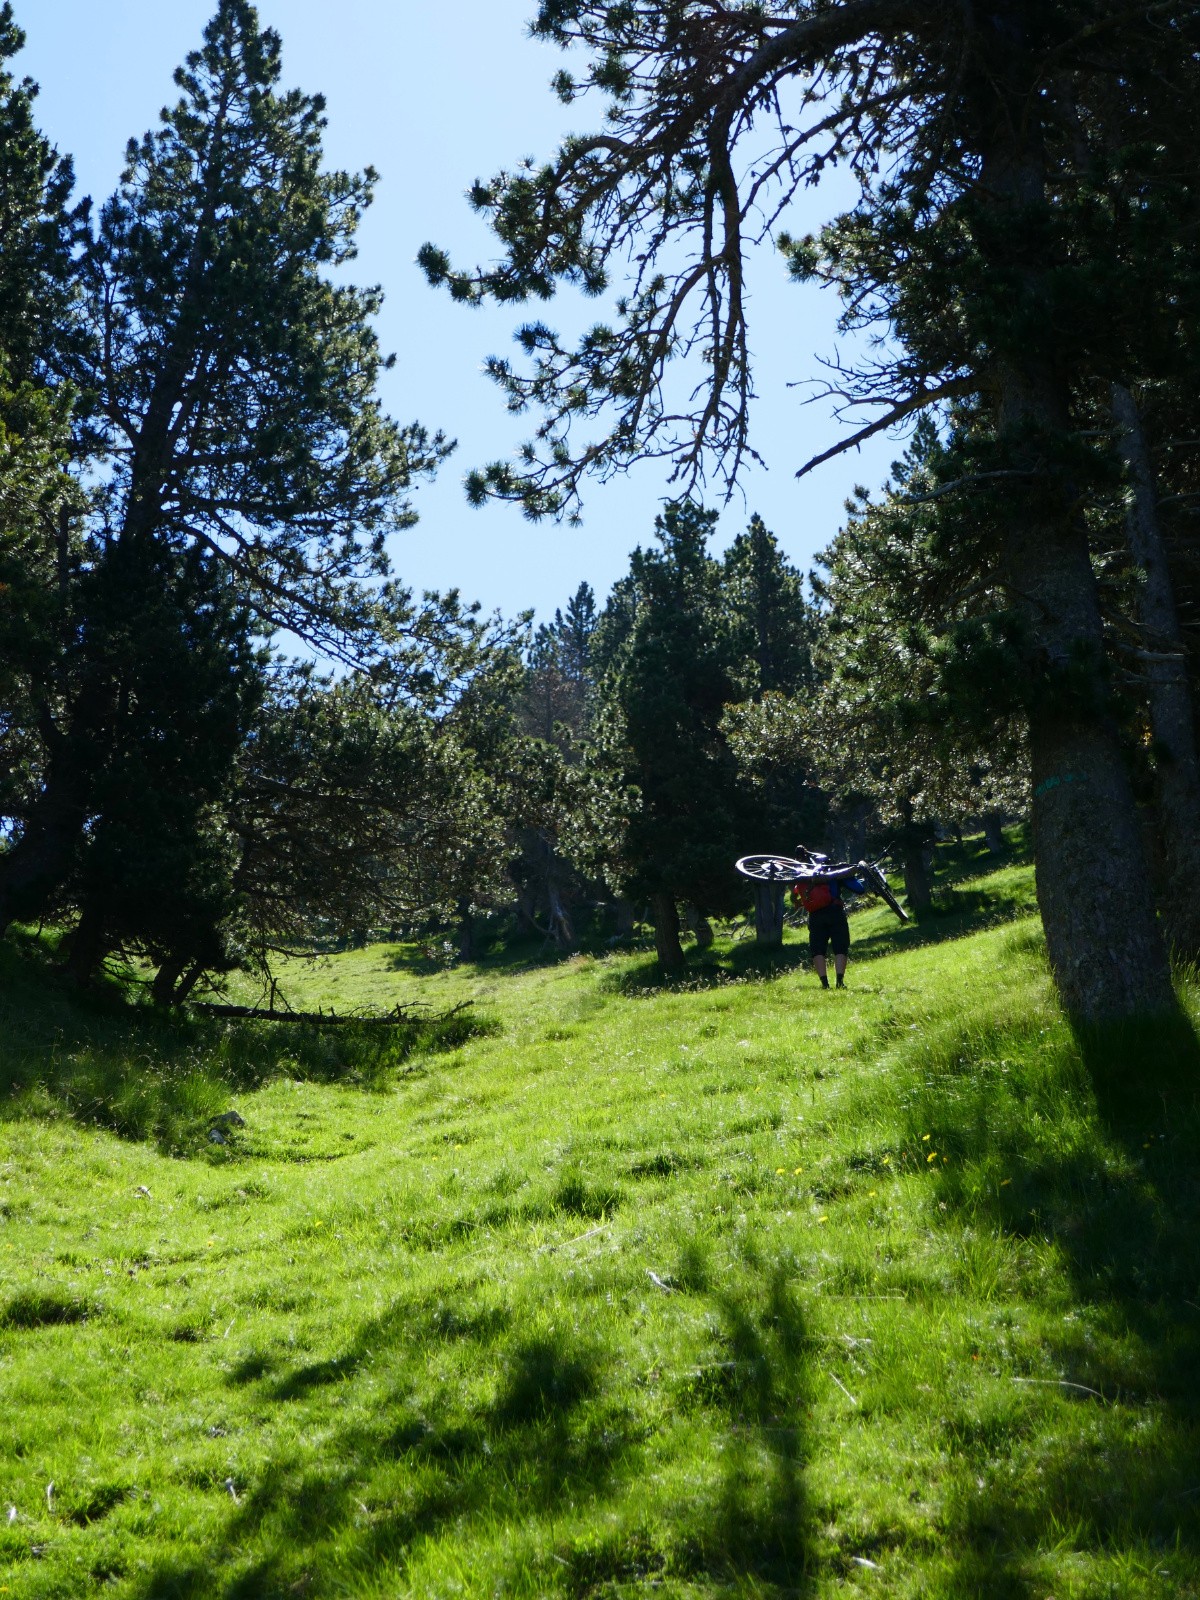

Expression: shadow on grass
xmin=670 ymin=1263 xmax=815 ymax=1591
xmin=850 ymin=884 xmax=1039 ymax=963
xmin=899 ymin=991 xmax=1200 ymax=1593
xmin=384 ymin=933 xmax=574 ymax=978
xmin=604 ymin=940 xmax=813 ymax=996
xmin=0 ymin=930 xmax=491 ymax=1156
xmin=385 ymin=921 xmax=658 ymax=981
xmin=925 ymin=821 xmax=1032 ymax=885
xmin=122 ymin=1261 xmax=816 ymax=1599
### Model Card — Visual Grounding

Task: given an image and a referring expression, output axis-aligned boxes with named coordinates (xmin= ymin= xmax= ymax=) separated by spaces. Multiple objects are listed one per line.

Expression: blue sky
xmin=18 ymin=0 xmax=900 ymax=627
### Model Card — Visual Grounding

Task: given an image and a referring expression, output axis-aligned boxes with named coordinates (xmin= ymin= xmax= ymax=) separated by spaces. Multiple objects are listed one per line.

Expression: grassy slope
xmin=2 ymin=846 xmax=1199 ymax=1599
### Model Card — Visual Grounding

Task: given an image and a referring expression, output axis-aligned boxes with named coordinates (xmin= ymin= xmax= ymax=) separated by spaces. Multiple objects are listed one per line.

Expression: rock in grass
xmin=207 ymin=1128 xmax=228 ymax=1145
xmin=211 ymin=1111 xmax=246 ymax=1129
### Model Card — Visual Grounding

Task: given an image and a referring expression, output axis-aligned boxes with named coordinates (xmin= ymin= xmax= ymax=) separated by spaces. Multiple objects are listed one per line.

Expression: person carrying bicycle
xmin=791 ymin=865 xmax=864 ymax=989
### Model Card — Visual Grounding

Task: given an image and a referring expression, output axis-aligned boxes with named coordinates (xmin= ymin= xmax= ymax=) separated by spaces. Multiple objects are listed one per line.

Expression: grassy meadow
xmin=2 ymin=836 xmax=1199 ymax=1598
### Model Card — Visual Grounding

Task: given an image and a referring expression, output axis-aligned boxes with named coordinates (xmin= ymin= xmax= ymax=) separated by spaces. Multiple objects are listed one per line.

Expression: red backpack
xmin=793 ymin=878 xmax=833 ymax=913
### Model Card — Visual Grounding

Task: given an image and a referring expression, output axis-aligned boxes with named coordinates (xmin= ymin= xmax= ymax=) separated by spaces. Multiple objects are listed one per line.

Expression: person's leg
xmin=831 ymin=909 xmax=850 ymax=987
xmin=809 ymin=915 xmax=830 ymax=986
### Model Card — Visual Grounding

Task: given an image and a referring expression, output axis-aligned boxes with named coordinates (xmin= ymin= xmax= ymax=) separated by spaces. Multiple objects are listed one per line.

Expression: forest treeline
xmin=2 ymin=0 xmax=1199 ymax=1019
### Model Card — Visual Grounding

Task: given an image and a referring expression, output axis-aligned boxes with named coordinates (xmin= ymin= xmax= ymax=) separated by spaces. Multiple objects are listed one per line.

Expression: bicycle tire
xmin=735 ymin=854 xmax=810 ymax=883
xmin=860 ymin=863 xmax=910 ymax=922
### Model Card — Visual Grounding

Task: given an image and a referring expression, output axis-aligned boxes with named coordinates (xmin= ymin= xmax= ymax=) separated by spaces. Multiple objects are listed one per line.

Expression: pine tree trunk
xmin=514 ymin=885 xmax=539 ymax=936
xmin=898 ymin=802 xmax=932 ymax=915
xmin=547 ymin=882 xmax=575 ymax=952
xmin=175 ymin=963 xmax=205 ymax=1004
xmin=651 ymin=891 xmax=684 ymax=971
xmin=841 ymin=802 xmax=869 ymax=865
xmin=1001 ymin=401 xmax=1173 ymax=1018
xmin=685 ymin=904 xmax=714 ymax=949
xmin=973 ymin=58 xmax=1174 ymax=1021
xmin=64 ymin=905 xmax=106 ymax=989
xmin=456 ymin=898 xmax=477 ymax=963
xmin=982 ymin=811 xmax=1006 ymax=854
xmin=152 ymin=956 xmax=186 ymax=1006
xmin=1111 ymin=382 xmax=1200 ymax=958
xmin=613 ymin=899 xmax=635 ymax=939
xmin=901 ymin=848 xmax=932 ymax=915
xmin=752 ymin=881 xmax=785 ymax=947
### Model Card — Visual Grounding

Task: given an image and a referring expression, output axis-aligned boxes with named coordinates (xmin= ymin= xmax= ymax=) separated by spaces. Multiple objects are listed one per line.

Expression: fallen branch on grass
xmin=194 ymin=1000 xmax=473 ymax=1028
xmin=828 ymin=1371 xmax=860 ymax=1407
xmin=538 ymin=1223 xmax=611 ymax=1255
xmin=1010 ymin=1376 xmax=1105 ymax=1400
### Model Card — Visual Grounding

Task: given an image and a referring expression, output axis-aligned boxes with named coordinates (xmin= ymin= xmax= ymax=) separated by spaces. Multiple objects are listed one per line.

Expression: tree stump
xmin=752 ymin=881 xmax=785 ymax=947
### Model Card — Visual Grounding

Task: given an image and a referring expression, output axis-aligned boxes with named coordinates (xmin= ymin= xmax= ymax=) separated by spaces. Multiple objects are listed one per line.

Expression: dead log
xmin=193 ymin=1000 xmax=472 ymax=1028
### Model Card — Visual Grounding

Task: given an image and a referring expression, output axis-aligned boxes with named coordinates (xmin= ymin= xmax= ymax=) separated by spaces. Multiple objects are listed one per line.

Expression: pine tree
xmin=64 ymin=542 xmax=263 ymax=991
xmin=0 ymin=3 xmax=86 ymax=884
xmin=0 ymin=0 xmax=449 ymax=979
xmin=722 ymin=516 xmax=816 ymax=700
xmin=557 ymin=582 xmax=598 ymax=683
xmin=591 ymin=502 xmax=755 ymax=969
xmin=719 ymin=515 xmax=826 ymax=865
xmin=228 ymin=663 xmax=500 ymax=978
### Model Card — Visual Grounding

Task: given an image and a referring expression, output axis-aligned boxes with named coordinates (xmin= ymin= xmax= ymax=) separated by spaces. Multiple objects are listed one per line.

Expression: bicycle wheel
xmin=861 ymin=863 xmax=909 ymax=922
xmin=735 ymin=854 xmax=810 ymax=884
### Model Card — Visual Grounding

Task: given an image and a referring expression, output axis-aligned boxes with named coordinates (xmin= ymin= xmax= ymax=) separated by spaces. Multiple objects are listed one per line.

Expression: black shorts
xmin=808 ymin=905 xmax=850 ymax=958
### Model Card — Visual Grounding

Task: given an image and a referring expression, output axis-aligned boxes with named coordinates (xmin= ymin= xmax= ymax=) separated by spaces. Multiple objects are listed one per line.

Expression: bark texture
xmin=902 ymin=845 xmax=932 ymax=915
xmin=651 ymin=891 xmax=685 ymax=971
xmin=976 ymin=41 xmax=1173 ymax=1019
xmin=752 ymin=881 xmax=785 ymax=947
xmin=152 ymin=956 xmax=187 ymax=1007
xmin=456 ymin=899 xmax=477 ymax=963
xmin=1112 ymin=382 xmax=1200 ymax=958
xmin=1004 ymin=402 xmax=1172 ymax=1017
xmin=898 ymin=801 xmax=932 ymax=914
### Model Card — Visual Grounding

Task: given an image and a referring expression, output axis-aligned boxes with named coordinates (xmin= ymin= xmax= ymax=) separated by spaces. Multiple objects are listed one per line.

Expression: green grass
xmin=2 ymin=837 xmax=1199 ymax=1598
